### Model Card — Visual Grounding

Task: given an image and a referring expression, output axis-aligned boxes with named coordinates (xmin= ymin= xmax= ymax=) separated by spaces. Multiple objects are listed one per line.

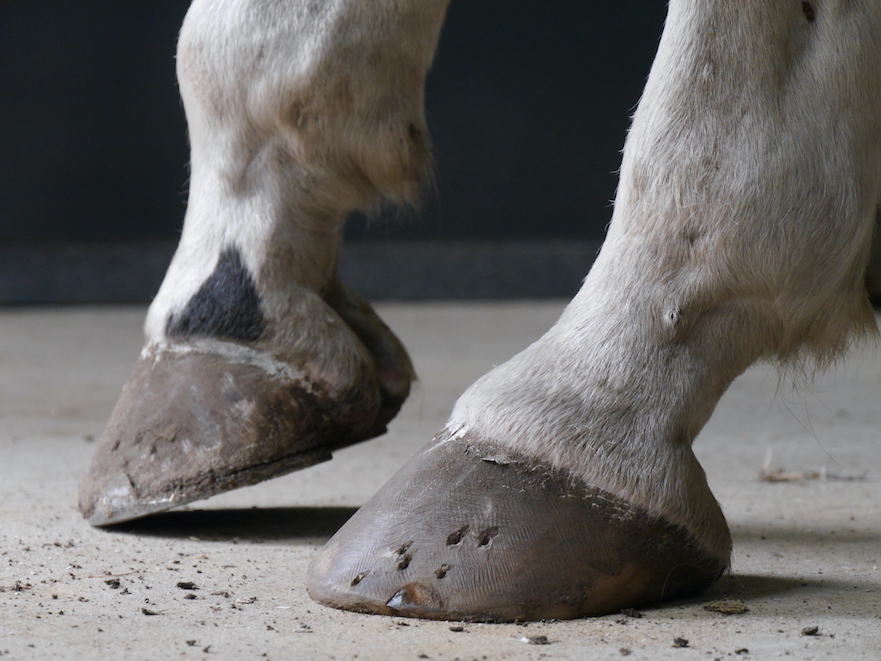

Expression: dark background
xmin=0 ymin=2 xmax=668 ymax=301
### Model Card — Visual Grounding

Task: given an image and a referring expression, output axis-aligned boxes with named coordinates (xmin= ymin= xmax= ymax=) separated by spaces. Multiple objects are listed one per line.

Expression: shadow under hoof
xmin=646 ymin=573 xmax=824 ymax=615
xmin=732 ymin=524 xmax=881 ymax=546
xmin=702 ymin=573 xmax=810 ymax=601
xmin=104 ymin=506 xmax=358 ymax=543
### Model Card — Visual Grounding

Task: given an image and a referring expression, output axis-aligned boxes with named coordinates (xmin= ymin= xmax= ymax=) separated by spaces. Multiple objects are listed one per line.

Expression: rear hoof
xmin=307 ymin=435 xmax=728 ymax=621
xmin=79 ymin=340 xmax=385 ymax=526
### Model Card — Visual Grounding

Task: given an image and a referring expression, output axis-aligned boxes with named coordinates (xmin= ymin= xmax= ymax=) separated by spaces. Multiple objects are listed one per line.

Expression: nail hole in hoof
xmin=397 ymin=554 xmax=413 ymax=571
xmin=352 ymin=570 xmax=370 ymax=587
xmin=477 ymin=526 xmax=500 ymax=547
xmin=395 ymin=541 xmax=413 ymax=556
xmin=446 ymin=526 xmax=470 ymax=546
xmin=350 ymin=571 xmax=369 ymax=587
xmin=434 ymin=564 xmax=452 ymax=579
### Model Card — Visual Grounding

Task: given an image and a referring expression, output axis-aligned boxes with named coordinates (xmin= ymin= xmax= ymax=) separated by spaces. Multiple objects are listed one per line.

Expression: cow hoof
xmin=307 ymin=434 xmax=727 ymax=621
xmin=79 ymin=337 xmax=406 ymax=526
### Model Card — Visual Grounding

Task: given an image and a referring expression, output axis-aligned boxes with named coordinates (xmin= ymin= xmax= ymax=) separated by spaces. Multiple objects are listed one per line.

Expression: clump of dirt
xmin=704 ymin=599 xmax=749 ymax=615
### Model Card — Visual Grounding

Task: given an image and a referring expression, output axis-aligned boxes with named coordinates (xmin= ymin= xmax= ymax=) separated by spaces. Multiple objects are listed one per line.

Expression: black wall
xmin=0 ymin=2 xmax=668 ymax=300
xmin=1 ymin=2 xmax=191 ymax=242
xmin=385 ymin=1 xmax=667 ymax=242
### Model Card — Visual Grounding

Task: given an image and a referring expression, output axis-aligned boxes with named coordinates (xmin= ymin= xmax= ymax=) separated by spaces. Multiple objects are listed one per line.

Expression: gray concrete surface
xmin=1 ymin=302 xmax=879 ymax=660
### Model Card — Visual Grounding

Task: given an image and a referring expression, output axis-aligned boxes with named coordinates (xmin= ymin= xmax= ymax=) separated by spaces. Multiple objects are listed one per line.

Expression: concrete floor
xmin=1 ymin=302 xmax=879 ymax=660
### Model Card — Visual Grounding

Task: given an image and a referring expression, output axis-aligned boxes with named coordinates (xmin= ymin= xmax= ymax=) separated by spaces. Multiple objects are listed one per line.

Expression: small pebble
xmin=704 ymin=599 xmax=749 ymax=615
xmin=620 ymin=608 xmax=644 ymax=618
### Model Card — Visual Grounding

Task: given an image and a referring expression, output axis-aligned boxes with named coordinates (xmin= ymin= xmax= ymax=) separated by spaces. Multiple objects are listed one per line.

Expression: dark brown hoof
xmin=79 ymin=341 xmax=390 ymax=526
xmin=308 ymin=435 xmax=728 ymax=621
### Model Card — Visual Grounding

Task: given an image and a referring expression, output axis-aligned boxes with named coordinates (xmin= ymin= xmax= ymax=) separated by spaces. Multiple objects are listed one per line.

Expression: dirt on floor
xmin=1 ymin=303 xmax=879 ymax=660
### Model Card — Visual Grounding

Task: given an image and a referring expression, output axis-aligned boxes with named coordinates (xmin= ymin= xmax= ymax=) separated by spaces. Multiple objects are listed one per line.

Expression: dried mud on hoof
xmin=307 ymin=435 xmax=727 ymax=621
xmin=79 ymin=341 xmax=392 ymax=526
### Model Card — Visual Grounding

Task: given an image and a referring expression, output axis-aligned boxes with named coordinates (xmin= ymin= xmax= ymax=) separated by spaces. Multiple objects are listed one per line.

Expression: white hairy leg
xmin=309 ymin=0 xmax=881 ymax=620
xmin=79 ymin=0 xmax=449 ymax=525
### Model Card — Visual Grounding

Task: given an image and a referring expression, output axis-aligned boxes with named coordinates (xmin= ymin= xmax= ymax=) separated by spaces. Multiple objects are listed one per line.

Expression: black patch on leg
xmin=166 ymin=247 xmax=266 ymax=342
xmin=801 ymin=2 xmax=815 ymax=22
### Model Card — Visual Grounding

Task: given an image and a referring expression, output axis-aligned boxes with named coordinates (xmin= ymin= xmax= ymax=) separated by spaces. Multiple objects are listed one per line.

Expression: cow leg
xmin=78 ymin=0 xmax=450 ymax=525
xmin=309 ymin=1 xmax=881 ymax=620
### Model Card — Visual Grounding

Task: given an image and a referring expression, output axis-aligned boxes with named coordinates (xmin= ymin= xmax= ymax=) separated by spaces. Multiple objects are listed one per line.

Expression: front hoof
xmin=79 ymin=341 xmax=381 ymax=526
xmin=307 ymin=435 xmax=728 ymax=621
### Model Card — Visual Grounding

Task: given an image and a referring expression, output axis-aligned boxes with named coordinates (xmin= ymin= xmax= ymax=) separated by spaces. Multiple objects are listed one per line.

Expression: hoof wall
xmin=79 ymin=342 xmax=381 ymax=526
xmin=308 ymin=436 xmax=727 ymax=621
